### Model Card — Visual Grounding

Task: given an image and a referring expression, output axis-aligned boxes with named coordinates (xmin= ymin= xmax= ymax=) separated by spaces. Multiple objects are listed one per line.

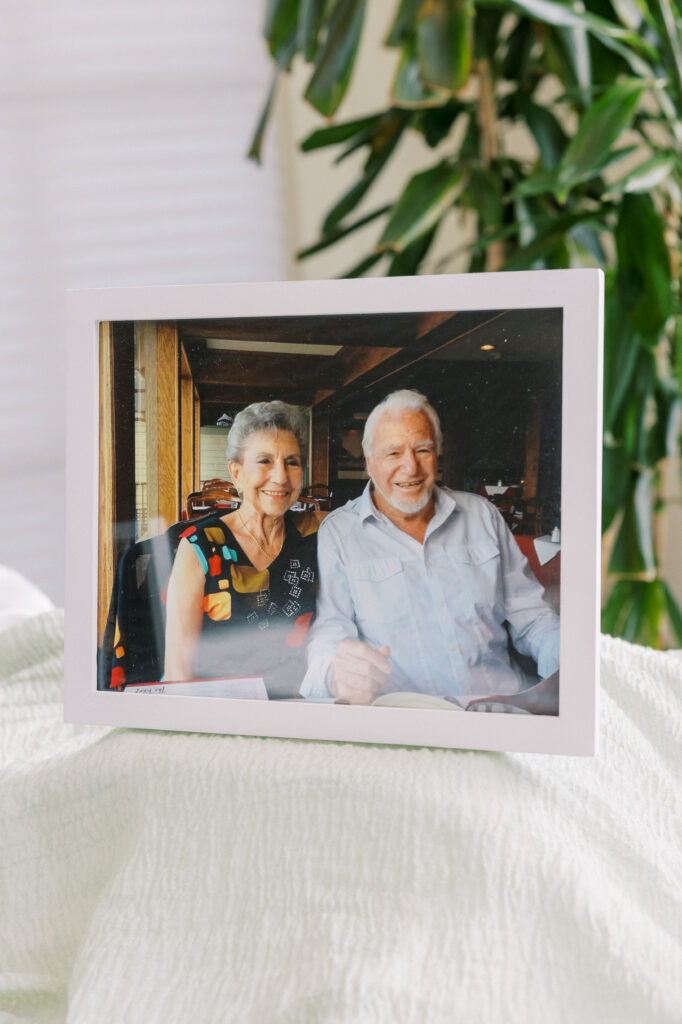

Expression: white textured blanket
xmin=0 ymin=610 xmax=680 ymax=1024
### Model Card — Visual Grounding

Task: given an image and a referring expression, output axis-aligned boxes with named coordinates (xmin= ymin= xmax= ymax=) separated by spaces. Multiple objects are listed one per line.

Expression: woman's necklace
xmin=237 ymin=510 xmax=284 ymax=561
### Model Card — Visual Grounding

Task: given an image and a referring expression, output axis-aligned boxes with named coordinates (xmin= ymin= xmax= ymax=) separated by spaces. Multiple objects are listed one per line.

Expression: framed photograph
xmin=65 ymin=270 xmax=602 ymax=755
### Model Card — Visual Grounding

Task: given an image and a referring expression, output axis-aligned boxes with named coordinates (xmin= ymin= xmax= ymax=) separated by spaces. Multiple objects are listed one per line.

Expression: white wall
xmin=0 ymin=0 xmax=288 ymax=604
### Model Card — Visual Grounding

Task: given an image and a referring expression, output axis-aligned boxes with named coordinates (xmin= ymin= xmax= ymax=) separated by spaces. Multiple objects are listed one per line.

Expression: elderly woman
xmin=164 ymin=401 xmax=322 ymax=697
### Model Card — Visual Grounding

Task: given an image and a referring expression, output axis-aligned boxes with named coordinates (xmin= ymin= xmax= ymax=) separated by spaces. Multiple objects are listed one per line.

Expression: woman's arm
xmin=163 ymin=538 xmax=206 ymax=681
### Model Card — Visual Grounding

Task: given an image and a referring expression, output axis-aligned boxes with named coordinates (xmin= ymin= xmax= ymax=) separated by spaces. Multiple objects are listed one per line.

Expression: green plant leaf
xmin=654 ymin=0 xmax=682 ymax=105
xmin=611 ymin=0 xmax=658 ymax=35
xmin=379 ymin=161 xmax=463 ymax=252
xmin=482 ymin=0 xmax=658 ymax=76
xmin=474 ymin=7 xmax=505 ymax=61
xmin=608 ymin=469 xmax=657 ymax=576
xmin=248 ymin=69 xmax=280 ymax=165
xmin=556 ymin=78 xmax=645 ymax=198
xmin=248 ymin=34 xmax=298 ymax=163
xmin=481 ymin=0 xmax=655 ymax=53
xmin=637 ymin=581 xmax=666 ymax=647
xmin=297 ymin=204 xmax=391 ymax=259
xmin=618 ymin=351 xmax=657 ymax=464
xmin=587 ymin=28 xmax=632 ymax=86
xmin=323 ymin=177 xmax=373 ymax=231
xmin=603 ymin=285 xmax=641 ymax=433
xmin=335 ymin=128 xmax=386 ymax=164
xmin=616 ymin=193 xmax=674 ymax=341
xmin=501 ymin=19 xmax=537 ymax=84
xmin=663 ymin=583 xmax=682 ymax=646
xmin=601 ymin=579 xmax=633 ymax=638
xmin=602 ymin=443 xmax=630 ymax=532
xmin=605 ymin=154 xmax=675 ymax=196
xmin=459 ymin=102 xmax=481 ymax=159
xmin=512 ymin=168 xmax=561 ymax=199
xmin=385 ymin=0 xmax=422 ymax=47
xmin=602 ymin=580 xmax=666 ymax=646
xmin=448 ymin=218 xmax=524 ymax=265
xmin=513 ymin=194 xmax=542 ymax=248
xmin=544 ymin=237 xmax=571 ymax=268
xmin=387 ymin=225 xmax=438 ymax=275
xmin=298 ymin=0 xmax=328 ymax=61
xmin=301 ymin=113 xmax=381 ymax=152
xmin=650 ymin=380 xmax=681 ymax=466
xmin=569 ymin=223 xmax=606 ymax=264
xmin=304 ymin=0 xmax=367 ymax=116
xmin=339 ymin=251 xmax=386 ymax=277
xmin=322 ymin=110 xmax=409 ymax=232
xmin=514 ymin=96 xmax=568 ymax=169
xmin=265 ymin=0 xmax=301 ymax=59
xmin=417 ymin=0 xmax=474 ymax=92
xmin=467 ymin=166 xmax=504 ymax=228
xmin=501 ymin=209 xmax=605 ymax=270
xmin=392 ymin=38 xmax=450 ymax=108
xmin=548 ymin=22 xmax=592 ymax=100
xmin=414 ymin=99 xmax=468 ymax=147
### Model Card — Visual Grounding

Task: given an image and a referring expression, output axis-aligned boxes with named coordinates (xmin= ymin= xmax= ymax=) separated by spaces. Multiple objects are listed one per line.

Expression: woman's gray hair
xmin=226 ymin=401 xmax=308 ymax=465
xmin=362 ymin=389 xmax=442 ymax=457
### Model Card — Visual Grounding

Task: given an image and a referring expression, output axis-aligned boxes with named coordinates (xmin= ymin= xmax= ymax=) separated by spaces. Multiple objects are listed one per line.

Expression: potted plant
xmin=251 ymin=0 xmax=682 ymax=647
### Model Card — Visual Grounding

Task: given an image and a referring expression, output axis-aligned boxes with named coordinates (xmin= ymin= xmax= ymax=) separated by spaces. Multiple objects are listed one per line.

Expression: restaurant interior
xmin=98 ymin=307 xmax=562 ymax=678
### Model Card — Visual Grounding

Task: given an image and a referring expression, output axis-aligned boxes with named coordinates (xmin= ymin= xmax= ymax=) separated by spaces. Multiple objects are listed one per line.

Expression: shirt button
xmin=425 ymin=559 xmax=431 ymax=568
xmin=450 ymin=642 xmax=457 ymax=651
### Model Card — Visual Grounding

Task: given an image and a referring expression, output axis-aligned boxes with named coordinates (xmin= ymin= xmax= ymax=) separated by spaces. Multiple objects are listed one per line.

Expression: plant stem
xmin=476 ymin=58 xmax=505 ymax=272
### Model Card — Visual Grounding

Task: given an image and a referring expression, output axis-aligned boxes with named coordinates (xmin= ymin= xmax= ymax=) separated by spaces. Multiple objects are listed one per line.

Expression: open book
xmin=372 ymin=692 xmax=467 ymax=711
xmin=372 ymin=691 xmax=534 ymax=713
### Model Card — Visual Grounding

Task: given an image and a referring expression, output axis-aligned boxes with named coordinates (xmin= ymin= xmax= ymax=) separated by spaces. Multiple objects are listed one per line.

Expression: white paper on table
xmin=125 ymin=677 xmax=269 ymax=699
xmin=533 ymin=535 xmax=561 ymax=566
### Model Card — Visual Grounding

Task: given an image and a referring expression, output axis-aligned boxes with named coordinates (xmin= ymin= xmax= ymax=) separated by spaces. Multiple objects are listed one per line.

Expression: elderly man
xmin=300 ymin=389 xmax=560 ymax=711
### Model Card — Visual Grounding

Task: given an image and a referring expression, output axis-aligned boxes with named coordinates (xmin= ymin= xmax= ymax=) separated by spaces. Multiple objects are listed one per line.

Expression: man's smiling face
xmin=366 ymin=408 xmax=438 ymax=517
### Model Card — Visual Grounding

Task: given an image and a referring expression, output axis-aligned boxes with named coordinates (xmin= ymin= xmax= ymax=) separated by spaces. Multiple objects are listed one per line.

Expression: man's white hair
xmin=362 ymin=389 xmax=443 ymax=458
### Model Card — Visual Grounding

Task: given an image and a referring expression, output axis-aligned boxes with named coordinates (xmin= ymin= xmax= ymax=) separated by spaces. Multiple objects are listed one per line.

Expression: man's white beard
xmin=372 ymin=479 xmax=433 ymax=516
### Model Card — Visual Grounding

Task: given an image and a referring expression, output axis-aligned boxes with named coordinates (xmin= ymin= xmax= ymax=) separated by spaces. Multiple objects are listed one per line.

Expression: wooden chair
xmin=98 ymin=513 xmax=219 ymax=689
xmin=301 ymin=484 xmax=332 ymax=511
xmin=183 ymin=479 xmax=241 ymax=520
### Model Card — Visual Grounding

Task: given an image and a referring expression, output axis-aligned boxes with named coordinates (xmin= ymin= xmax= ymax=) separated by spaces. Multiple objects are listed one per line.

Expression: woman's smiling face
xmin=229 ymin=429 xmax=304 ymax=517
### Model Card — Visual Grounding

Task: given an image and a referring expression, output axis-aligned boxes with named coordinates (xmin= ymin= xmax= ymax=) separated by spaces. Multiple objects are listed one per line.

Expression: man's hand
xmin=329 ymin=638 xmax=392 ymax=704
xmin=466 ymin=670 xmax=559 ymax=716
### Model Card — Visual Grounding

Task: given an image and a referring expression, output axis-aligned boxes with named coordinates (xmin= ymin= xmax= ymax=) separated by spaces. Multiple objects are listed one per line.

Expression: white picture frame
xmin=65 ymin=269 xmax=603 ymax=755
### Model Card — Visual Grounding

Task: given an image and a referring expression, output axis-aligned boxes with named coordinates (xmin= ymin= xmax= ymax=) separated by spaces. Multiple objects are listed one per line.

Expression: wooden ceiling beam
xmin=312 ymin=309 xmax=508 ymax=412
xmin=330 ymin=345 xmax=402 ymax=388
xmin=190 ymin=350 xmax=343 ymax=389
xmin=198 ymin=385 xmax=318 ymax=406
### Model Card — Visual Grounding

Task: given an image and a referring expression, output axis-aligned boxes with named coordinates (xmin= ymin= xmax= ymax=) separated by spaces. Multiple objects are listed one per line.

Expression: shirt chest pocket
xmin=448 ymin=540 xmax=502 ymax=607
xmin=350 ymin=557 xmax=410 ymax=624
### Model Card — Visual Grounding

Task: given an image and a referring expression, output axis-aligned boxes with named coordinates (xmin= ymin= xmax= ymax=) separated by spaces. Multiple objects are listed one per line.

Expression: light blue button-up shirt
xmin=300 ymin=484 xmax=560 ymax=700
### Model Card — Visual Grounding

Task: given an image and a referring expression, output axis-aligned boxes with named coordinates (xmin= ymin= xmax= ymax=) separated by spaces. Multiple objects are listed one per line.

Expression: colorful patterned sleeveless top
xmin=179 ymin=509 xmax=320 ymax=698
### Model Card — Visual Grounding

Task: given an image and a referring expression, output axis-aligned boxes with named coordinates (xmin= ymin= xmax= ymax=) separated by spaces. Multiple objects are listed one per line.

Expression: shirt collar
xmin=358 ymin=481 xmax=379 ymax=523
xmin=359 ymin=481 xmax=457 ymax=528
xmin=432 ymin=485 xmax=457 ymax=524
